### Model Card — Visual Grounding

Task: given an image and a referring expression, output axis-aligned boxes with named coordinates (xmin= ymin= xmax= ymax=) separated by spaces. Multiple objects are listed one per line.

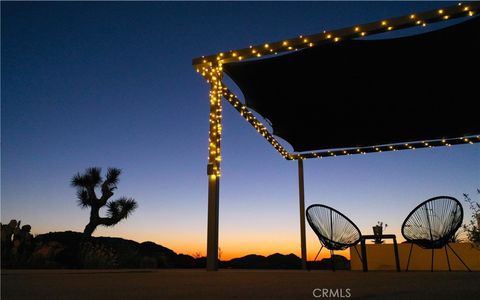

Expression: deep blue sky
xmin=2 ymin=1 xmax=478 ymax=258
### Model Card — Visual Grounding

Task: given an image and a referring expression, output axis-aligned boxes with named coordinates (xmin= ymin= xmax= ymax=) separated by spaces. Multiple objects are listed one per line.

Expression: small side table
xmin=360 ymin=234 xmax=400 ymax=272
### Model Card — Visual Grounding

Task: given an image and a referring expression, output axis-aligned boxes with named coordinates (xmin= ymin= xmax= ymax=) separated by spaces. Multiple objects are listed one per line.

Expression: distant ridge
xmin=223 ymin=253 xmax=301 ymax=269
xmin=2 ymin=231 xmax=349 ymax=270
xmin=222 ymin=253 xmax=350 ymax=270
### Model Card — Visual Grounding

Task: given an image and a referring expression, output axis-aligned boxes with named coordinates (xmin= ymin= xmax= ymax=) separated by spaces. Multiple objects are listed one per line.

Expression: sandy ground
xmin=2 ymin=269 xmax=479 ymax=300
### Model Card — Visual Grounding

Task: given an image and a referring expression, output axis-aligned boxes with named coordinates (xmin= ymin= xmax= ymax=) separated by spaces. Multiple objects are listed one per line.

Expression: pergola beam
xmin=292 ymin=136 xmax=480 ymax=160
xmin=222 ymin=87 xmax=293 ymax=160
xmin=193 ymin=2 xmax=479 ymax=68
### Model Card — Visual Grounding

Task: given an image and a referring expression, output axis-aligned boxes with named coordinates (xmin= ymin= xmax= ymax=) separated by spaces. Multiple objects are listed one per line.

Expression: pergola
xmin=192 ymin=2 xmax=480 ymax=271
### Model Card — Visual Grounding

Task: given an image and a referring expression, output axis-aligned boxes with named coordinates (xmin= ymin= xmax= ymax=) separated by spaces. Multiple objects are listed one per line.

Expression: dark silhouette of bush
xmin=223 ymin=253 xmax=302 ymax=269
xmin=463 ymin=190 xmax=480 ymax=246
xmin=30 ymin=231 xmax=185 ymax=269
xmin=307 ymin=255 xmax=350 ymax=270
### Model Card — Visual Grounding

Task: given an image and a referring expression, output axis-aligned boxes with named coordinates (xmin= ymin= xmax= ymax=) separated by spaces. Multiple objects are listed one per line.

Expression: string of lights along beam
xmin=291 ymin=136 xmax=480 ymax=160
xmin=221 ymin=87 xmax=293 ymax=160
xmin=194 ymin=2 xmax=480 ymax=162
xmin=192 ymin=2 xmax=478 ymax=67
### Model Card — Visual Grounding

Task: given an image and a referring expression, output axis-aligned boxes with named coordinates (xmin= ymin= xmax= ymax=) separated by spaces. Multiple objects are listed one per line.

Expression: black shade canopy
xmin=224 ymin=17 xmax=480 ymax=153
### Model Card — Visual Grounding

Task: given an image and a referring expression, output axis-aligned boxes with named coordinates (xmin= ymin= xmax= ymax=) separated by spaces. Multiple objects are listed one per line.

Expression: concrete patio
xmin=2 ymin=269 xmax=479 ymax=299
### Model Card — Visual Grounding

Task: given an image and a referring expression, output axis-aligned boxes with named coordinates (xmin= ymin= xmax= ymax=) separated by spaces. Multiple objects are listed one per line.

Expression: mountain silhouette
xmin=222 ymin=253 xmax=302 ymax=269
xmin=3 ymin=231 xmax=349 ymax=270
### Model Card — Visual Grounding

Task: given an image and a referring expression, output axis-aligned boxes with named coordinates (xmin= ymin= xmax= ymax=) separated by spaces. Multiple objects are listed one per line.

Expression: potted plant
xmin=373 ymin=221 xmax=388 ymax=244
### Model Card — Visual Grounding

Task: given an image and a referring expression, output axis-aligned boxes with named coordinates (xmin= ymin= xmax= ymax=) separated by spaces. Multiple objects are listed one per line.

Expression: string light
xmin=221 ymin=86 xmax=293 ymax=160
xmin=193 ymin=2 xmax=479 ymax=66
xmin=194 ymin=3 xmax=480 ymax=65
xmin=291 ymin=136 xmax=480 ymax=159
xmin=206 ymin=65 xmax=223 ymax=176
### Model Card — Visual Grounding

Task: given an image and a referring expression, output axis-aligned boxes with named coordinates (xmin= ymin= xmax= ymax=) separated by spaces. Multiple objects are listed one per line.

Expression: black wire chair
xmin=401 ymin=196 xmax=471 ymax=272
xmin=306 ymin=204 xmax=362 ymax=271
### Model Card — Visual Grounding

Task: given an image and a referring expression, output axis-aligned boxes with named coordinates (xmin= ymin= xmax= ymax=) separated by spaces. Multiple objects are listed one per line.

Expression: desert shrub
xmin=463 ymin=190 xmax=480 ymax=247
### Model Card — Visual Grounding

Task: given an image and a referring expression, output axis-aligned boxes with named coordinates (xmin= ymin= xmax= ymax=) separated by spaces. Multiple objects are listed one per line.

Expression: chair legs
xmin=446 ymin=243 xmax=472 ymax=272
xmin=431 ymin=248 xmax=434 ymax=272
xmin=405 ymin=243 xmax=414 ymax=271
xmin=313 ymin=245 xmax=323 ymax=262
xmin=330 ymin=250 xmax=335 ymax=272
xmin=311 ymin=244 xmax=364 ymax=272
xmin=445 ymin=246 xmax=451 ymax=271
xmin=308 ymin=245 xmax=323 ymax=271
xmin=407 ymin=243 xmax=471 ymax=272
xmin=353 ymin=244 xmax=363 ymax=262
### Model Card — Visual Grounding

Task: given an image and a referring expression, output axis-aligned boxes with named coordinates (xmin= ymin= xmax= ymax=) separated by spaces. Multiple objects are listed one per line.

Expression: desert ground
xmin=2 ymin=269 xmax=479 ymax=299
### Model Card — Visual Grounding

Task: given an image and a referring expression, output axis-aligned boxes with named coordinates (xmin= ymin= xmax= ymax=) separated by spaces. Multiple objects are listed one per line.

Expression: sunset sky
xmin=2 ymin=1 xmax=479 ymax=260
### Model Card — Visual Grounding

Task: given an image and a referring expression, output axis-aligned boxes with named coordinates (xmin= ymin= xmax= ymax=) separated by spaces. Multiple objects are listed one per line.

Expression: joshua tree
xmin=71 ymin=167 xmax=138 ymax=236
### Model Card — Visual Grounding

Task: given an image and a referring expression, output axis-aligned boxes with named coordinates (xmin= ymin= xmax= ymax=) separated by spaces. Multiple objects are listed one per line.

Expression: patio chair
xmin=306 ymin=204 xmax=362 ymax=271
xmin=401 ymin=196 xmax=471 ymax=272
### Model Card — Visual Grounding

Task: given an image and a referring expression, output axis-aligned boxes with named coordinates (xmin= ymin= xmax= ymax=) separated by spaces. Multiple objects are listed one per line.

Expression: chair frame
xmin=401 ymin=196 xmax=471 ymax=272
xmin=306 ymin=204 xmax=362 ymax=271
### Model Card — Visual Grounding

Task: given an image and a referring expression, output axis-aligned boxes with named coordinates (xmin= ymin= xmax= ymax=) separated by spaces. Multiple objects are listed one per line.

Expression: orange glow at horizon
xmin=42 ymin=225 xmax=351 ymax=261
xmin=89 ymin=229 xmax=403 ymax=261
xmin=34 ymin=224 xmax=406 ymax=262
